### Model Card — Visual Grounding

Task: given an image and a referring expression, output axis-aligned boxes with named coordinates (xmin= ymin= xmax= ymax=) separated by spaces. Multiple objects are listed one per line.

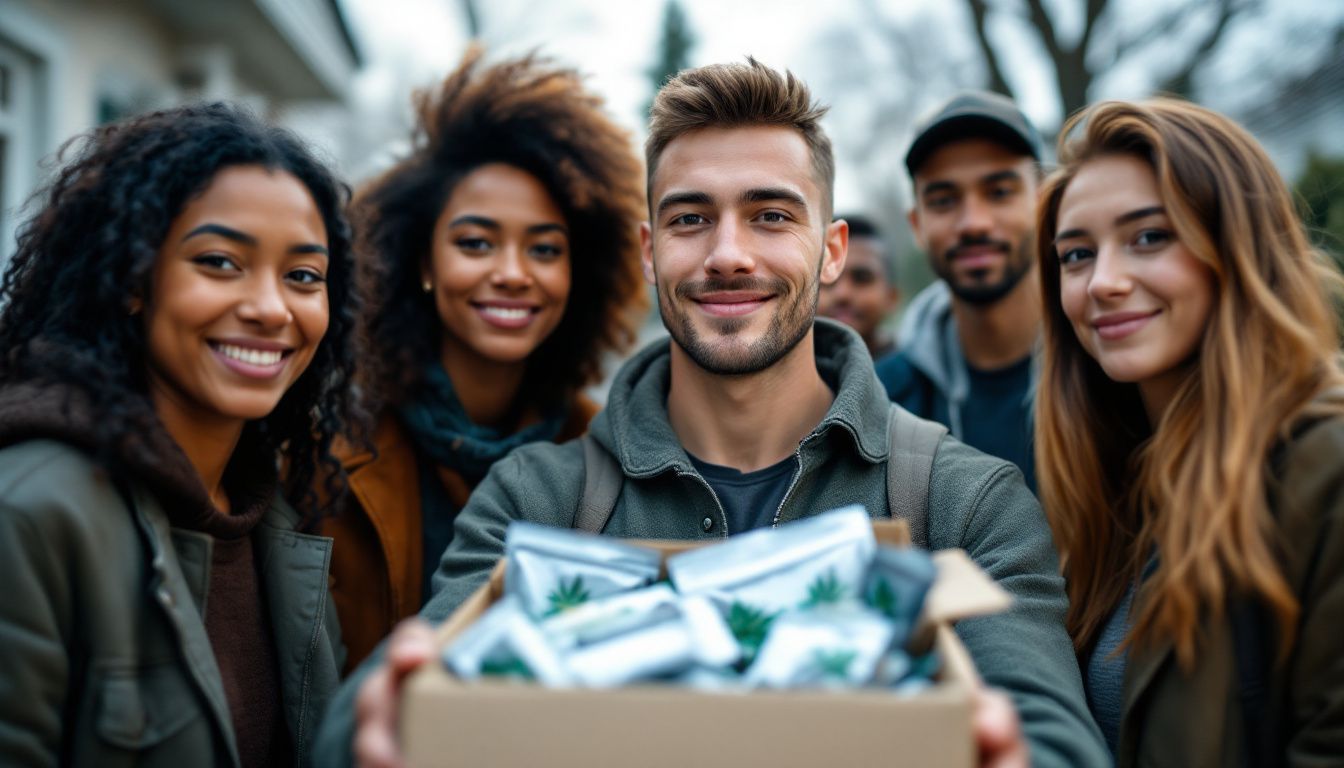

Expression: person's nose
xmin=702 ymin=218 xmax=756 ymax=276
xmin=1087 ymin=242 xmax=1133 ymax=302
xmin=491 ymin=243 xmax=534 ymax=290
xmin=238 ymin=273 xmax=293 ymax=329
xmin=957 ymin=194 xmax=993 ymax=239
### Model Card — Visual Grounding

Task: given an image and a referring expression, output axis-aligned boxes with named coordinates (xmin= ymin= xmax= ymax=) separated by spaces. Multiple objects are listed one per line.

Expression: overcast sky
xmin=336 ymin=0 xmax=1343 ymax=211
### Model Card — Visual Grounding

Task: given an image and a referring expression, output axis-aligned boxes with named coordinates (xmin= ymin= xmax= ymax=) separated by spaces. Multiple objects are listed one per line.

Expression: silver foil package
xmin=564 ymin=595 xmax=739 ymax=688
xmin=504 ymin=521 xmax=662 ymax=619
xmin=667 ymin=505 xmax=876 ymax=615
xmin=864 ymin=546 xmax=937 ymax=643
xmin=742 ymin=608 xmax=896 ymax=689
xmin=442 ymin=595 xmax=572 ymax=686
xmin=539 ymin=583 xmax=681 ymax=651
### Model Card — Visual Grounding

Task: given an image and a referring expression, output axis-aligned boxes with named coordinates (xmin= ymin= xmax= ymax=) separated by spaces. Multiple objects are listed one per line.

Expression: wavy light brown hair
xmin=1035 ymin=98 xmax=1344 ymax=666
xmin=646 ymin=57 xmax=834 ymax=219
xmin=354 ymin=48 xmax=647 ymax=411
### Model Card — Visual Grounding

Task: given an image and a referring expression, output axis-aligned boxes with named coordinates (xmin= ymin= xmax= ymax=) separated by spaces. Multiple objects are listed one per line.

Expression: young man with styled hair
xmin=314 ymin=61 xmax=1108 ymax=768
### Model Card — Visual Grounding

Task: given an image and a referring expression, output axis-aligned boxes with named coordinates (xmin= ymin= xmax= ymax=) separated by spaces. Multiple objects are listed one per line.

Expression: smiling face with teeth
xmin=425 ymin=163 xmax=572 ymax=375
xmin=144 ymin=165 xmax=330 ymax=431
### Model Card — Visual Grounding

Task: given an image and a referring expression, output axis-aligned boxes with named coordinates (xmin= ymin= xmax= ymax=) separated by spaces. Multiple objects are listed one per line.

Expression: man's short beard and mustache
xmin=937 ymin=234 xmax=1033 ymax=306
xmin=659 ymin=260 xmax=822 ymax=377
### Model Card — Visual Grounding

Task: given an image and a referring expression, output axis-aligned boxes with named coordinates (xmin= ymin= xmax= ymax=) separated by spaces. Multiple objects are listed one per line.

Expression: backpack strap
xmin=574 ymin=434 xmax=623 ymax=534
xmin=885 ymin=405 xmax=948 ymax=549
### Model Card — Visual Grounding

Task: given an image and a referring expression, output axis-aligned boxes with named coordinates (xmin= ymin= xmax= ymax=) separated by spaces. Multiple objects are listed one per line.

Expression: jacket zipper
xmin=770 ymin=431 xmax=820 ymax=528
xmin=674 ymin=469 xmax=730 ymax=538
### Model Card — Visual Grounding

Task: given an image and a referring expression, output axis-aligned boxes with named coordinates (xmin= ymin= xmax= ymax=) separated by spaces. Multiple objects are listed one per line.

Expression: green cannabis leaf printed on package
xmin=812 ymin=648 xmax=859 ymax=679
xmin=545 ymin=575 xmax=591 ymax=616
xmin=727 ymin=601 xmax=779 ymax=664
xmin=867 ymin=576 xmax=902 ymax=618
xmin=801 ymin=569 xmax=848 ymax=608
xmin=479 ymin=657 xmax=534 ymax=679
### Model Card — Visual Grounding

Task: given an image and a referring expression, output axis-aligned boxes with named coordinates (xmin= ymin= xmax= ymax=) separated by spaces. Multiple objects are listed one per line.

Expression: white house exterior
xmin=0 ymin=0 xmax=360 ymax=264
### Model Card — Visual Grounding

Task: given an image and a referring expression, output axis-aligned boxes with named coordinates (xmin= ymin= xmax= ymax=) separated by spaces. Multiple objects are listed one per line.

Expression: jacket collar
xmin=591 ymin=318 xmax=892 ymax=476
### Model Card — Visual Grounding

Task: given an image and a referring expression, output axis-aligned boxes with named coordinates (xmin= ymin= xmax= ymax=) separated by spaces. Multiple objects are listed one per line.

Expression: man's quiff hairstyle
xmin=646 ymin=57 xmax=835 ymax=218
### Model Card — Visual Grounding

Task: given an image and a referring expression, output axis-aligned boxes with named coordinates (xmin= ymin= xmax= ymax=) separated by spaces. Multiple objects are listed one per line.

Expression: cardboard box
xmin=403 ymin=521 xmax=1011 ymax=767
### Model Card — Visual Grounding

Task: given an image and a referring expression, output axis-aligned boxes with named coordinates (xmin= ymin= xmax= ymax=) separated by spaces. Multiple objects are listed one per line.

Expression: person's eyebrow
xmin=980 ymin=169 xmax=1024 ymax=185
xmin=447 ymin=215 xmax=501 ymax=230
xmin=1054 ymin=206 xmax=1168 ymax=243
xmin=183 ymin=223 xmax=257 ymax=247
xmin=655 ymin=190 xmax=713 ymax=218
xmin=741 ymin=187 xmax=808 ymax=209
xmin=526 ymin=222 xmax=569 ymax=236
xmin=1115 ymin=206 xmax=1166 ymax=226
xmin=918 ymin=180 xmax=957 ymax=198
xmin=290 ymin=243 xmax=329 ymax=256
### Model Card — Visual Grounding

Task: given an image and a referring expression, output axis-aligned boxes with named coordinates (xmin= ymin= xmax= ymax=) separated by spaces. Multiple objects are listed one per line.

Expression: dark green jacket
xmin=1116 ymin=415 xmax=1344 ymax=767
xmin=0 ymin=439 xmax=344 ymax=767
xmin=314 ymin=320 xmax=1109 ymax=767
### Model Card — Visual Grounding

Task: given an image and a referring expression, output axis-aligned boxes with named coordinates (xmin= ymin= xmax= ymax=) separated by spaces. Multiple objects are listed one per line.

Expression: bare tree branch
xmin=1159 ymin=0 xmax=1256 ymax=97
xmin=965 ymin=0 xmax=1014 ymax=98
xmin=1111 ymin=1 xmax=1204 ymax=63
xmin=460 ymin=0 xmax=482 ymax=38
xmin=1023 ymin=0 xmax=1064 ymax=65
xmin=1076 ymin=0 xmax=1110 ymax=59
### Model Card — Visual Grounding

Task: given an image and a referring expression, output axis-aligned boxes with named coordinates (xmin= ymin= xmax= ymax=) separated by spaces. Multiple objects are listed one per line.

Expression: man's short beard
xmin=938 ymin=235 xmax=1034 ymax=306
xmin=659 ymin=260 xmax=822 ymax=377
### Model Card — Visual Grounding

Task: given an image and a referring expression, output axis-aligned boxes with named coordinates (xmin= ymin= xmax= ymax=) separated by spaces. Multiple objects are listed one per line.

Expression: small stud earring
xmin=422 ymin=279 xmax=432 ymax=293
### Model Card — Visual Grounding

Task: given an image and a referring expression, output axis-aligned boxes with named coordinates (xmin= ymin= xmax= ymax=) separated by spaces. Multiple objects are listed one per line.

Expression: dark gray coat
xmin=0 ymin=438 xmax=344 ymax=767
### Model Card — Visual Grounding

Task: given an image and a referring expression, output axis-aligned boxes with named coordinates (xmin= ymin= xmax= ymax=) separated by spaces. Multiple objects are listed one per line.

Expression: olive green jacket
xmin=0 ymin=439 xmax=345 ymax=767
xmin=315 ymin=321 xmax=1108 ymax=767
xmin=1116 ymin=415 xmax=1344 ymax=767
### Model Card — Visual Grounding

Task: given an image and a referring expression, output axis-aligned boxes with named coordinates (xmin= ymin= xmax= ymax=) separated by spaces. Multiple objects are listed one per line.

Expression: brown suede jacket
xmin=321 ymin=397 xmax=596 ymax=672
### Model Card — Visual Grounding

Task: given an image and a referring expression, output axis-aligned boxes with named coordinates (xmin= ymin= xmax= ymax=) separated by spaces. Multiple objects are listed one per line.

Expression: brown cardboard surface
xmin=404 ymin=523 xmax=1009 ymax=768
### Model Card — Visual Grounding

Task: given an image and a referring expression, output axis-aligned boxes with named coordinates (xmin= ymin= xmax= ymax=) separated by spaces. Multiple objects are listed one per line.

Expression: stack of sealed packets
xmin=444 ymin=505 xmax=938 ymax=693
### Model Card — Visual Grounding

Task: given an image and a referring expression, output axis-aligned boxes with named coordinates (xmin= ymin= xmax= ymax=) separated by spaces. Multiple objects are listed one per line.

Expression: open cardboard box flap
xmin=406 ymin=519 xmax=1015 ymax=768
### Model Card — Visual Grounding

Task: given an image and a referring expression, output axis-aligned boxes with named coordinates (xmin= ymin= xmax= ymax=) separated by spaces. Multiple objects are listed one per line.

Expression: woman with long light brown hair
xmin=1035 ymin=98 xmax=1344 ymax=766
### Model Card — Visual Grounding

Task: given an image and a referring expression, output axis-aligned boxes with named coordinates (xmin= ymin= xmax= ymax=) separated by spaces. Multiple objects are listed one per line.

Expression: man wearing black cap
xmin=875 ymin=91 xmax=1043 ymax=491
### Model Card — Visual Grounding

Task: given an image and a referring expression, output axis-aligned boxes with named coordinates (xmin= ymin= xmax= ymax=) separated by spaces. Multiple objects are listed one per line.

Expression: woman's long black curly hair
xmin=356 ymin=48 xmax=647 ymax=413
xmin=0 ymin=102 xmax=367 ymax=514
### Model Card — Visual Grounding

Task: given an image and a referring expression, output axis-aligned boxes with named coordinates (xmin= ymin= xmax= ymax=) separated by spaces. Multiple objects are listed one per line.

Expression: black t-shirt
xmin=688 ymin=452 xmax=797 ymax=535
xmin=961 ymin=356 xmax=1036 ymax=492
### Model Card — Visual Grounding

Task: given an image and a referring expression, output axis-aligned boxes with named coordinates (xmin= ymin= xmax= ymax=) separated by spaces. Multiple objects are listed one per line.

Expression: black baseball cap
xmin=904 ymin=91 xmax=1043 ymax=177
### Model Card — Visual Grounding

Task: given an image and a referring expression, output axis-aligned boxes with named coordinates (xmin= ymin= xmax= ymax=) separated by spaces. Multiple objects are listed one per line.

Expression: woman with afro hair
xmin=322 ymin=48 xmax=647 ymax=670
xmin=0 ymin=103 xmax=365 ymax=765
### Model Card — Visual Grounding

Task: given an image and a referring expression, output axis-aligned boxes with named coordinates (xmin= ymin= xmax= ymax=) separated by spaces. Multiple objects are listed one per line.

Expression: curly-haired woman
xmin=322 ymin=49 xmax=646 ymax=670
xmin=1035 ymin=98 xmax=1344 ymax=766
xmin=0 ymin=103 xmax=365 ymax=765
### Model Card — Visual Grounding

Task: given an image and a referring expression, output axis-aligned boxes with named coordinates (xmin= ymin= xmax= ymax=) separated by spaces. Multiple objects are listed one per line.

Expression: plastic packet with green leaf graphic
xmin=564 ymin=595 xmax=740 ymax=688
xmin=539 ymin=583 xmax=681 ymax=652
xmin=882 ymin=652 xmax=940 ymax=695
xmin=865 ymin=546 xmax=937 ymax=647
xmin=442 ymin=595 xmax=572 ymax=686
xmin=741 ymin=608 xmax=895 ymax=689
xmin=667 ymin=505 xmax=876 ymax=619
xmin=504 ymin=521 xmax=662 ymax=619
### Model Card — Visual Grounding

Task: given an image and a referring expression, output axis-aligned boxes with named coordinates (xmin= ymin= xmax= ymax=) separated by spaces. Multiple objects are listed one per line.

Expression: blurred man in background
xmin=818 ymin=214 xmax=901 ymax=360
